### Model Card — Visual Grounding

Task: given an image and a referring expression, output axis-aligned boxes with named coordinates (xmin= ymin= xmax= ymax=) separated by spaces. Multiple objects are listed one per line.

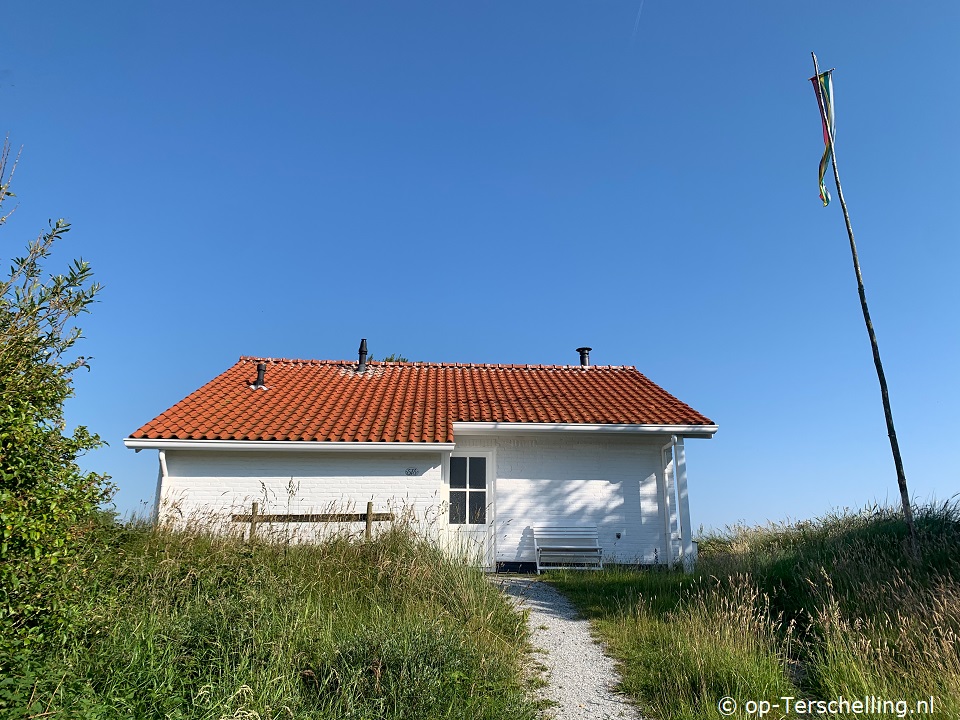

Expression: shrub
xmin=0 ymin=139 xmax=112 ymax=657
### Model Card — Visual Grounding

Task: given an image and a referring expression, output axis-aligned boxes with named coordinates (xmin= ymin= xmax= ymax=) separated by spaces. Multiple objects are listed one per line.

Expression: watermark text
xmin=717 ymin=695 xmax=936 ymax=718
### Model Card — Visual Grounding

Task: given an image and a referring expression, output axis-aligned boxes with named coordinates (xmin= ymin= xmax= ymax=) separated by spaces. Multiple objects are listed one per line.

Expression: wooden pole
xmin=365 ymin=501 xmax=373 ymax=542
xmin=811 ymin=52 xmax=918 ymax=557
xmin=250 ymin=501 xmax=259 ymax=542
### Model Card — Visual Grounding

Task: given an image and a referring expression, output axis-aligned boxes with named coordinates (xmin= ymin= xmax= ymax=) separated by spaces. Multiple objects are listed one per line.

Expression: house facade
xmin=125 ymin=346 xmax=717 ymax=570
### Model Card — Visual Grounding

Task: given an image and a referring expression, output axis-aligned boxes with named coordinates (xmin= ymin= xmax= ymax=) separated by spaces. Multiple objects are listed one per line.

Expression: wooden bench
xmin=533 ymin=527 xmax=603 ymax=574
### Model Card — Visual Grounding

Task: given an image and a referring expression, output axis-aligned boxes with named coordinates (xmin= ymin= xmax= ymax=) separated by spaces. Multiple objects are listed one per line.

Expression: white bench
xmin=533 ymin=527 xmax=603 ymax=574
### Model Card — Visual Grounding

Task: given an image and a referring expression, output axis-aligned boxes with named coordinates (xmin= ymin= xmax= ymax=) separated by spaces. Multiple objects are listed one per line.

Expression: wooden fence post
xmin=250 ymin=501 xmax=259 ymax=541
xmin=365 ymin=501 xmax=373 ymax=542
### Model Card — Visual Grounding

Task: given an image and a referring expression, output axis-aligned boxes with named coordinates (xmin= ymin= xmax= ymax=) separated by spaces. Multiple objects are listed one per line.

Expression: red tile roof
xmin=130 ymin=357 xmax=714 ymax=443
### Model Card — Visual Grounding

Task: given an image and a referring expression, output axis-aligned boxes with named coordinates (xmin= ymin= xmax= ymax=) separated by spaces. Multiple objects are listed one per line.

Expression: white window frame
xmin=444 ymin=449 xmax=495 ymax=529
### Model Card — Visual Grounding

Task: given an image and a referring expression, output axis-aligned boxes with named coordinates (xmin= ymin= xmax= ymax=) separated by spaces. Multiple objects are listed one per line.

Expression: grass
xmin=2 ymin=521 xmax=540 ymax=720
xmin=549 ymin=501 xmax=960 ymax=719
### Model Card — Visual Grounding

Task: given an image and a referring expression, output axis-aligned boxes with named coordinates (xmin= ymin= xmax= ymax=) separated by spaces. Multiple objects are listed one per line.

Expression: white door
xmin=447 ymin=452 xmax=493 ymax=568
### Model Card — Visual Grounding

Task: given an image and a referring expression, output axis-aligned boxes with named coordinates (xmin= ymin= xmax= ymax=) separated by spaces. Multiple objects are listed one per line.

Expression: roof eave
xmin=123 ymin=438 xmax=457 ymax=452
xmin=451 ymin=422 xmax=718 ymax=438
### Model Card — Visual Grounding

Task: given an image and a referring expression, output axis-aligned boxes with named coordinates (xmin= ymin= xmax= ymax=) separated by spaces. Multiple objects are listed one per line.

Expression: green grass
xmin=2 ymin=522 xmax=539 ymax=720
xmin=550 ymin=502 xmax=960 ymax=719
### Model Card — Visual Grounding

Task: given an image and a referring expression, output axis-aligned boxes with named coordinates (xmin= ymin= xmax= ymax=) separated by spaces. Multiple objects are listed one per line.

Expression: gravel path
xmin=496 ymin=577 xmax=643 ymax=720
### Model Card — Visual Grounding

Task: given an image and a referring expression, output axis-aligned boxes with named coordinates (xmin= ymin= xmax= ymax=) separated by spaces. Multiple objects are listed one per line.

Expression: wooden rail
xmin=232 ymin=501 xmax=394 ymax=541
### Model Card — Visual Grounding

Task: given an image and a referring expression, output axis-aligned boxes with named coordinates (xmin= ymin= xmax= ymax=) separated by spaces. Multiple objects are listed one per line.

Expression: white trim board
xmin=451 ymin=422 xmax=718 ymax=438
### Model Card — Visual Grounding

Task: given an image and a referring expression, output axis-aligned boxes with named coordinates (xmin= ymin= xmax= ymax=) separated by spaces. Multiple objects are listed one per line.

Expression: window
xmin=449 ymin=455 xmax=486 ymax=525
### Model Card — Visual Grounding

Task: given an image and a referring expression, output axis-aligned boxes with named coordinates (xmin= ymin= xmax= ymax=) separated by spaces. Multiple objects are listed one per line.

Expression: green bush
xmin=0 ymin=139 xmax=112 ymax=657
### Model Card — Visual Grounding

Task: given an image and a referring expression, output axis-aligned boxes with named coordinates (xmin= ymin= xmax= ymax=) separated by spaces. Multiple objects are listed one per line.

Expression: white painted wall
xmin=158 ymin=450 xmax=445 ymax=539
xmin=155 ymin=433 xmax=685 ymax=562
xmin=453 ymin=434 xmax=673 ymax=564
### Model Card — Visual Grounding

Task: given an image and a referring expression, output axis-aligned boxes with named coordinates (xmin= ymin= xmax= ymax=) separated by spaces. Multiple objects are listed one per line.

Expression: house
xmin=124 ymin=343 xmax=717 ymax=570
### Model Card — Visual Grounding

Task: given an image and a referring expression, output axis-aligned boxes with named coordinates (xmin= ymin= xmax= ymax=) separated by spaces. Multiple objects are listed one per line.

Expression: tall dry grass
xmin=2 ymin=518 xmax=537 ymax=720
xmin=552 ymin=568 xmax=799 ymax=719
xmin=551 ymin=501 xmax=960 ymax=719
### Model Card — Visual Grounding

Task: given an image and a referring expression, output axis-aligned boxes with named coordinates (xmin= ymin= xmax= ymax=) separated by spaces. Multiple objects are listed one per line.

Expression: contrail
xmin=630 ymin=0 xmax=646 ymax=45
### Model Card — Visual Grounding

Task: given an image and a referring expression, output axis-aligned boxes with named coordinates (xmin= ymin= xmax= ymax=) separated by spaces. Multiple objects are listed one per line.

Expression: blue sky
xmin=3 ymin=2 xmax=958 ymax=532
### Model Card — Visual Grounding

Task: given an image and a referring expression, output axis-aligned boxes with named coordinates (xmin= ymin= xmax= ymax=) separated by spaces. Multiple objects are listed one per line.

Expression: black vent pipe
xmin=254 ymin=362 xmax=266 ymax=388
xmin=358 ymin=338 xmax=368 ymax=373
xmin=576 ymin=347 xmax=592 ymax=367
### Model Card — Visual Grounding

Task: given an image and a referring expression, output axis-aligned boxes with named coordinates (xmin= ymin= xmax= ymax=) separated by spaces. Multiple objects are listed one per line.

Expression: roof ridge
xmin=238 ymin=356 xmax=637 ymax=370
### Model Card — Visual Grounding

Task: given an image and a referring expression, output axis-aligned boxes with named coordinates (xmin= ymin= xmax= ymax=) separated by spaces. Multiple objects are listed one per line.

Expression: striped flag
xmin=811 ymin=70 xmax=835 ymax=206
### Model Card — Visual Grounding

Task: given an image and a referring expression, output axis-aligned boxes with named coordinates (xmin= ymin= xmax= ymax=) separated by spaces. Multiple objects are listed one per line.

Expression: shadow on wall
xmin=495 ymin=477 xmax=631 ymax=562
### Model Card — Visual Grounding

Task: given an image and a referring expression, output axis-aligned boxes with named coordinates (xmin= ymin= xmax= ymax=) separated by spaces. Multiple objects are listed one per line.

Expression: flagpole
xmin=811 ymin=52 xmax=917 ymax=557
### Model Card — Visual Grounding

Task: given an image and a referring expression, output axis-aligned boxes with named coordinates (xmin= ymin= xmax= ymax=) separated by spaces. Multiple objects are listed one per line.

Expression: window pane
xmin=469 ymin=491 xmax=486 ymax=524
xmin=449 ymin=491 xmax=466 ymax=524
xmin=450 ymin=457 xmax=467 ymax=489
xmin=468 ymin=457 xmax=486 ymax=489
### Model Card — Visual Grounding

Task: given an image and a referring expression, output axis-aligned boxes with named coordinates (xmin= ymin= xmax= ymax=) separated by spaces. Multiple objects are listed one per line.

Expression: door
xmin=447 ymin=452 xmax=493 ymax=568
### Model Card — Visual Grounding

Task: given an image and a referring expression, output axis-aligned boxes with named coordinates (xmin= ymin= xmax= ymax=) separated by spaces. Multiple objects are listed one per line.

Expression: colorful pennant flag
xmin=811 ymin=70 xmax=835 ymax=206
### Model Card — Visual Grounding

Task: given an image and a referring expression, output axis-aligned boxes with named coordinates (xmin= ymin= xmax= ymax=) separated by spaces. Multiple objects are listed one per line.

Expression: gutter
xmin=452 ymin=422 xmax=718 ymax=438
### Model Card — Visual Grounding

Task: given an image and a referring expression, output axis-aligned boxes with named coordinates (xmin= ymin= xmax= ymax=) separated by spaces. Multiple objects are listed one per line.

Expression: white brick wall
xmin=159 ymin=450 xmax=444 ymax=538
xmin=454 ymin=434 xmax=673 ymax=564
xmin=156 ymin=434 xmax=682 ymax=562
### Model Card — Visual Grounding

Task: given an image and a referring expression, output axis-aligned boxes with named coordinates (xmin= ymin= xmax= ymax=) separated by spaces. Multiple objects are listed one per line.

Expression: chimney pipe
xmin=254 ymin=362 xmax=266 ymax=389
xmin=576 ymin=347 xmax=592 ymax=367
xmin=358 ymin=338 xmax=368 ymax=373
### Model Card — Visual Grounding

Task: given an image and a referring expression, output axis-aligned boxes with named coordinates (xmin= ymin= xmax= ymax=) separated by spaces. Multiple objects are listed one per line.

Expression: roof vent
xmin=358 ymin=338 xmax=368 ymax=373
xmin=576 ymin=347 xmax=592 ymax=367
xmin=252 ymin=362 xmax=267 ymax=390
